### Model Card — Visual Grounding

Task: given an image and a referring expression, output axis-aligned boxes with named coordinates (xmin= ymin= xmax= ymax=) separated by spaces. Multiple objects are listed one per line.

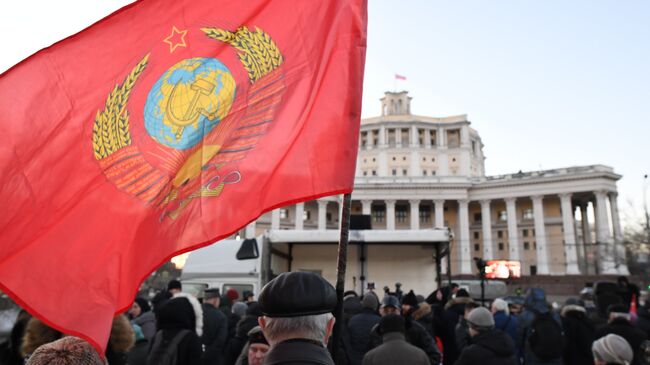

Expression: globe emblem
xmin=144 ymin=58 xmax=236 ymax=150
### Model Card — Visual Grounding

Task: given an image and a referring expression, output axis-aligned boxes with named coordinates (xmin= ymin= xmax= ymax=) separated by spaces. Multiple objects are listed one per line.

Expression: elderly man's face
xmin=248 ymin=343 xmax=270 ymax=365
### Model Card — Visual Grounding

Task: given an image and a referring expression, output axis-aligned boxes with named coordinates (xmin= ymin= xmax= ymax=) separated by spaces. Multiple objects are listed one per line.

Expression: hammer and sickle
xmin=166 ymin=78 xmax=219 ymax=140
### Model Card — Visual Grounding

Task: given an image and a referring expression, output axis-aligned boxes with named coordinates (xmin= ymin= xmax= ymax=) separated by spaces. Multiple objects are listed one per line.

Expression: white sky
xmin=1 ymin=0 xmax=648 ymax=228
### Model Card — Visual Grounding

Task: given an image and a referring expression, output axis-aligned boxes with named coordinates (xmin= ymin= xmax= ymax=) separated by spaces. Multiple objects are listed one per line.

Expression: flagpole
xmin=330 ymin=192 xmax=352 ymax=361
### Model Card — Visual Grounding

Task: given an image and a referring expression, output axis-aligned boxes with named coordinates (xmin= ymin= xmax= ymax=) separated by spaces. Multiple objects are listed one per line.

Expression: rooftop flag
xmin=395 ymin=74 xmax=407 ymax=80
xmin=0 ymin=0 xmax=367 ymax=352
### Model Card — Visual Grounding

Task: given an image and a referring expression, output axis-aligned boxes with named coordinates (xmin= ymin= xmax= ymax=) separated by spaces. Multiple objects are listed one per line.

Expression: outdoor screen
xmin=485 ymin=260 xmax=521 ymax=279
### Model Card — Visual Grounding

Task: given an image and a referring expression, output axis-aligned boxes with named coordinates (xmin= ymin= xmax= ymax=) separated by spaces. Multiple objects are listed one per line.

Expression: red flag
xmin=0 ymin=0 xmax=367 ymax=352
xmin=395 ymin=74 xmax=407 ymax=80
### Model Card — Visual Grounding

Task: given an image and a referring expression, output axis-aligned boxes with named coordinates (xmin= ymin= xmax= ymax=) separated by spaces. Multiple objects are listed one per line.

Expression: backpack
xmin=528 ymin=311 xmax=564 ymax=360
xmin=146 ymin=329 xmax=191 ymax=365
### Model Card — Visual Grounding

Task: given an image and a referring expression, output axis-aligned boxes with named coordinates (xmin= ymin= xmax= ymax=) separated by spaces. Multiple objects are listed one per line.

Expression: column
xmin=573 ymin=205 xmax=585 ymax=266
xmin=317 ymin=200 xmax=328 ymax=230
xmin=505 ymin=198 xmax=520 ymax=262
xmin=480 ymin=200 xmax=493 ymax=259
xmin=378 ymin=126 xmax=387 ymax=176
xmin=610 ymin=192 xmax=630 ymax=275
xmin=361 ymin=200 xmax=372 ymax=215
xmin=294 ymin=203 xmax=304 ymax=230
xmin=434 ymin=200 xmax=445 ymax=228
xmin=410 ymin=126 xmax=418 ymax=146
xmin=245 ymin=221 xmax=256 ymax=239
xmin=460 ymin=125 xmax=470 ymax=147
xmin=458 ymin=200 xmax=471 ymax=274
xmin=386 ymin=200 xmax=396 ymax=230
xmin=424 ymin=129 xmax=431 ymax=147
xmin=410 ymin=200 xmax=420 ymax=230
xmin=595 ymin=191 xmax=617 ymax=274
xmin=532 ymin=195 xmax=550 ymax=275
xmin=560 ymin=194 xmax=580 ymax=274
xmin=271 ymin=209 xmax=280 ymax=229
xmin=437 ymin=127 xmax=449 ymax=176
xmin=379 ymin=125 xmax=386 ymax=146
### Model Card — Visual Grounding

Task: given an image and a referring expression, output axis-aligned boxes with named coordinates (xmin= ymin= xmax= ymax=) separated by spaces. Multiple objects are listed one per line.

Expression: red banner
xmin=0 ymin=0 xmax=366 ymax=352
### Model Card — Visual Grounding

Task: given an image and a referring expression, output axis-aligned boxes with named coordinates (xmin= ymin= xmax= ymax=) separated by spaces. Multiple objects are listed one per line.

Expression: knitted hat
xmin=467 ymin=307 xmax=495 ymax=329
xmin=26 ymin=336 xmax=104 ymax=365
xmin=362 ymin=293 xmax=379 ymax=311
xmin=232 ymin=302 xmax=248 ymax=317
xmin=592 ymin=334 xmax=633 ymax=365
xmin=492 ymin=298 xmax=509 ymax=314
xmin=226 ymin=288 xmax=240 ymax=301
xmin=402 ymin=290 xmax=418 ymax=307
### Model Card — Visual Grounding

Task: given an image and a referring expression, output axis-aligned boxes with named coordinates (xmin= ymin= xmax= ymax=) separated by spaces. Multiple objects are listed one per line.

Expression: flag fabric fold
xmin=0 ymin=0 xmax=367 ymax=352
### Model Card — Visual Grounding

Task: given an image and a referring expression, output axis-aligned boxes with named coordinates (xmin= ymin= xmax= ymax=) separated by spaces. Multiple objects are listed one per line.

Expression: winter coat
xmin=440 ymin=296 xmax=473 ymax=365
xmin=412 ymin=303 xmax=436 ymax=339
xmin=125 ymin=339 xmax=148 ymax=365
xmin=202 ymin=303 xmax=229 ymax=365
xmin=637 ymin=305 xmax=650 ymax=338
xmin=595 ymin=318 xmax=648 ymax=365
xmin=362 ymin=332 xmax=429 ymax=365
xmin=561 ymin=306 xmax=595 ymax=365
xmin=151 ymin=296 xmax=204 ymax=365
xmin=493 ymin=311 xmax=518 ymax=352
xmin=346 ymin=309 xmax=381 ymax=365
xmin=106 ymin=314 xmax=135 ymax=365
xmin=227 ymin=313 xmax=241 ymax=340
xmin=225 ymin=315 xmax=260 ymax=365
xmin=516 ymin=288 xmax=563 ymax=365
xmin=369 ymin=317 xmax=441 ymax=365
xmin=132 ymin=311 xmax=156 ymax=342
xmin=454 ymin=318 xmax=469 ymax=352
xmin=263 ymin=338 xmax=335 ymax=365
xmin=453 ymin=329 xmax=518 ymax=365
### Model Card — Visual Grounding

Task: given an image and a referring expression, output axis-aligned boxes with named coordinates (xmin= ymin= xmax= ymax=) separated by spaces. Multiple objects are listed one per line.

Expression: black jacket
xmin=202 ymin=303 xmax=229 ymax=365
xmin=125 ymin=339 xmax=148 ymax=365
xmin=347 ymin=309 xmax=381 ymax=365
xmin=225 ymin=315 xmax=261 ymax=365
xmin=264 ymin=339 xmax=335 ymax=365
xmin=369 ymin=317 xmax=441 ymax=365
xmin=595 ymin=318 xmax=648 ymax=365
xmin=453 ymin=329 xmax=518 ymax=365
xmin=561 ymin=308 xmax=595 ymax=365
xmin=152 ymin=297 xmax=203 ymax=365
xmin=440 ymin=297 xmax=473 ymax=365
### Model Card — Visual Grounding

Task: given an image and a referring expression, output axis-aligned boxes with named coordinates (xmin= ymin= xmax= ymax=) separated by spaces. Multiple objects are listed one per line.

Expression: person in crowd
xmin=560 ymin=298 xmax=595 ymax=365
xmin=453 ymin=307 xmax=518 ymax=365
xmin=105 ymin=314 xmax=135 ymax=365
xmin=362 ymin=314 xmax=429 ymax=365
xmin=202 ymin=288 xmax=228 ymax=365
xmin=517 ymin=287 xmax=564 ymax=365
xmin=151 ymin=290 xmax=171 ymax=314
xmin=233 ymin=326 xmax=269 ymax=365
xmin=225 ymin=303 xmax=263 ymax=365
xmin=148 ymin=294 xmax=203 ymax=365
xmin=242 ymin=291 xmax=255 ymax=304
xmin=167 ymin=280 xmax=182 ymax=296
xmin=592 ymin=334 xmax=634 ymax=365
xmin=492 ymin=298 xmax=518 ymax=351
xmin=343 ymin=291 xmax=363 ymax=322
xmin=410 ymin=295 xmax=435 ymax=339
xmin=636 ymin=301 xmax=650 ymax=337
xmin=595 ymin=304 xmax=648 ymax=365
xmin=368 ymin=295 xmax=441 ymax=365
xmin=21 ymin=318 xmax=63 ymax=361
xmin=455 ymin=301 xmax=480 ymax=352
xmin=128 ymin=297 xmax=156 ymax=342
xmin=25 ymin=336 xmax=104 ymax=365
xmin=440 ymin=288 xmax=473 ymax=364
xmin=347 ymin=293 xmax=381 ymax=365
xmin=617 ymin=277 xmax=641 ymax=311
xmin=0 ymin=309 xmax=31 ymax=365
xmin=257 ymin=271 xmax=337 ymax=365
xmin=125 ymin=324 xmax=148 ymax=365
xmin=229 ymin=302 xmax=248 ymax=339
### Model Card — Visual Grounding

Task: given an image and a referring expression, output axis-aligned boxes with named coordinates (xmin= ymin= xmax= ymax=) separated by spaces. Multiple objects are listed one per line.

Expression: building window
xmin=371 ymin=170 xmax=377 ymax=176
xmin=280 ymin=209 xmax=289 ymax=219
xmin=474 ymin=213 xmax=482 ymax=224
xmin=423 ymin=170 xmax=427 ymax=176
xmin=432 ymin=171 xmax=436 ymax=176
xmin=392 ymin=169 xmax=397 ymax=176
xmin=326 ymin=212 xmax=332 ymax=222
xmin=497 ymin=230 xmax=503 ymax=239
xmin=472 ymin=140 xmax=477 ymax=155
xmin=402 ymin=156 xmax=407 ymax=161
xmin=402 ymin=169 xmax=407 ymax=176
xmin=419 ymin=209 xmax=430 ymax=223
xmin=523 ymin=229 xmax=529 ymax=237
xmin=363 ymin=171 xmax=367 ymax=176
xmin=431 ymin=157 xmax=435 ymax=162
xmin=372 ymin=158 xmax=376 ymax=162
xmin=530 ymin=265 xmax=537 ymax=276
xmin=392 ymin=157 xmax=396 ymax=161
xmin=401 ymin=128 xmax=409 ymax=145
xmin=396 ymin=206 xmax=408 ymax=223
xmin=474 ymin=243 xmax=480 ymax=252
xmin=372 ymin=208 xmax=385 ymax=223
xmin=534 ymin=241 xmax=537 ymax=249
xmin=303 ymin=211 xmax=310 ymax=221
xmin=473 ymin=231 xmax=480 ymax=240
xmin=523 ymin=209 xmax=533 ymax=220
xmin=524 ymin=242 xmax=530 ymax=250
xmin=498 ymin=243 xmax=504 ymax=251
xmin=498 ymin=211 xmax=507 ymax=221
xmin=422 ymin=157 xmax=426 ymax=162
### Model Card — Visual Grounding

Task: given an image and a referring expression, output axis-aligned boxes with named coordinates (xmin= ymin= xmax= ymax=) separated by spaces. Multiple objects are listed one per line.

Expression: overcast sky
xmin=1 ymin=0 xmax=648 ymax=228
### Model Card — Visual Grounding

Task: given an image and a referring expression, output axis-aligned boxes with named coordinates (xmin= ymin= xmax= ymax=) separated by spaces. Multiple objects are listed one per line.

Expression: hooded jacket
xmin=440 ymin=296 xmax=473 ymax=365
xmin=347 ymin=308 xmax=381 ymax=365
xmin=453 ymin=329 xmax=518 ymax=365
xmin=516 ymin=288 xmax=563 ymax=365
xmin=561 ymin=306 xmax=595 ymax=365
xmin=151 ymin=296 xmax=204 ymax=365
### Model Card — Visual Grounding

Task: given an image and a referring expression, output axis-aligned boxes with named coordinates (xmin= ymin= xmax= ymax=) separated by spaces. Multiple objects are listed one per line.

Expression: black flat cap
xmin=204 ymin=288 xmax=221 ymax=299
xmin=258 ymin=272 xmax=337 ymax=317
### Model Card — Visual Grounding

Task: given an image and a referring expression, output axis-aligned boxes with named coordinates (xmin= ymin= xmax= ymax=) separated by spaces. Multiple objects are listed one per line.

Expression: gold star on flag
xmin=163 ymin=26 xmax=187 ymax=53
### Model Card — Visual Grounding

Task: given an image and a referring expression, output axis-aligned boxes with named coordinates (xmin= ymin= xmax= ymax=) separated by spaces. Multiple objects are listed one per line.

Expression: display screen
xmin=485 ymin=260 xmax=521 ymax=279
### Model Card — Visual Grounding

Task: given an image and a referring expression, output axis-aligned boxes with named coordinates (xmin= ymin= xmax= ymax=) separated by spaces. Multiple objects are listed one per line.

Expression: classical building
xmin=242 ymin=91 xmax=628 ymax=295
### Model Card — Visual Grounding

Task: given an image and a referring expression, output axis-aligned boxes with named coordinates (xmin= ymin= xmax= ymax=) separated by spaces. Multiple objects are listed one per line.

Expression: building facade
xmin=243 ymin=91 xmax=628 ymax=294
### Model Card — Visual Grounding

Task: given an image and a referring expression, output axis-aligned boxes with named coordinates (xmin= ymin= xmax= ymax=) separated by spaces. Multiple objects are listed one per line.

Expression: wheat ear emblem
xmin=202 ymin=26 xmax=283 ymax=83
xmin=92 ymin=54 xmax=150 ymax=160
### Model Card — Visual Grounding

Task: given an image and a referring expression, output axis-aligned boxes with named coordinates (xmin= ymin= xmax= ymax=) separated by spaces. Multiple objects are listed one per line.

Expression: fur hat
xmin=25 ymin=336 xmax=104 ymax=365
xmin=22 ymin=318 xmax=63 ymax=357
xmin=592 ymin=334 xmax=633 ymax=365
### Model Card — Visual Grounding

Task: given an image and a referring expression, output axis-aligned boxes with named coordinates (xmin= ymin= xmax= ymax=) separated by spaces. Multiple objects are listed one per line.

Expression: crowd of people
xmin=0 ymin=274 xmax=648 ymax=365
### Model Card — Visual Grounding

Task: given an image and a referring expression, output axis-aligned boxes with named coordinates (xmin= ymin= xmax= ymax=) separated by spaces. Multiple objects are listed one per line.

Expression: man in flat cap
xmin=202 ymin=288 xmax=228 ymax=365
xmin=257 ymin=271 xmax=337 ymax=365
